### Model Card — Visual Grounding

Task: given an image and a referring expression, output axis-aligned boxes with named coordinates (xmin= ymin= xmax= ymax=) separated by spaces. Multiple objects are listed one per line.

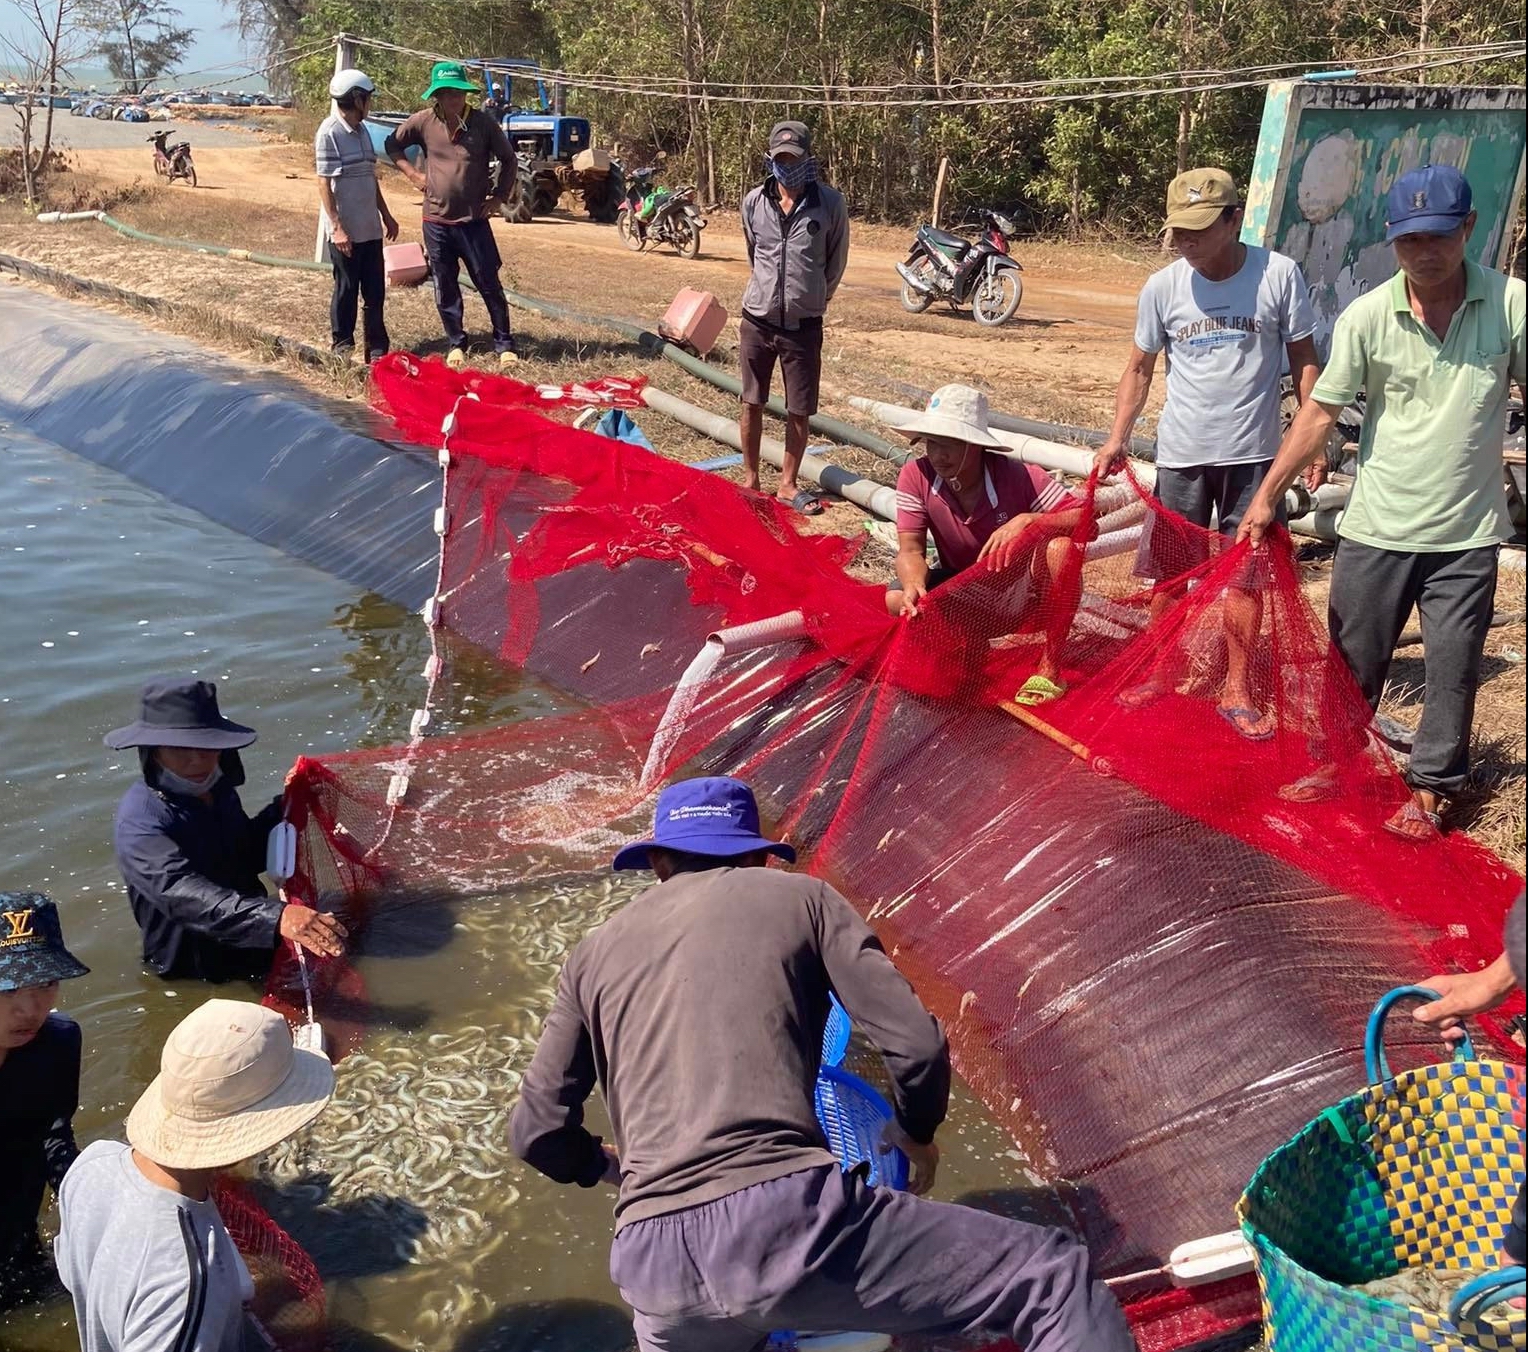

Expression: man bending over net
xmin=511 ymin=776 xmax=1136 ymax=1352
xmin=884 ymin=385 xmax=1091 ymax=706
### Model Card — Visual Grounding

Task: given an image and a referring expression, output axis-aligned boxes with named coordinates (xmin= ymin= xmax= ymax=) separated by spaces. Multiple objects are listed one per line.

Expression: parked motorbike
xmin=616 ymin=166 xmax=705 ymax=259
xmin=897 ymin=210 xmax=1024 ymax=327
xmin=148 ymin=130 xmax=196 ymax=187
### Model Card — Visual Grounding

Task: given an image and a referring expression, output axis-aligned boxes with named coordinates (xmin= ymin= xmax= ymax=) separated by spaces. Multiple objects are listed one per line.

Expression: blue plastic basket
xmin=814 ymin=1065 xmax=910 ymax=1191
xmin=821 ymin=993 xmax=852 ymax=1068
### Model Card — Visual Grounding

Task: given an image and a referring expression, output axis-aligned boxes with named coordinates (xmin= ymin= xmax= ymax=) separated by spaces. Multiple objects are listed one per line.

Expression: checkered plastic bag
xmin=1239 ymin=987 xmax=1526 ymax=1352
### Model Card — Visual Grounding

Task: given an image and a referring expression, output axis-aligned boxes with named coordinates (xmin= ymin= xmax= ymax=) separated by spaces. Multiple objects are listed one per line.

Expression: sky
xmin=2 ymin=0 xmax=255 ymax=81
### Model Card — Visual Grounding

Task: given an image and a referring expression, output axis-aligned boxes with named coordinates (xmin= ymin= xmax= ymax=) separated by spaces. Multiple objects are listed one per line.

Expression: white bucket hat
xmin=126 ymin=999 xmax=334 ymax=1170
xmin=884 ymin=384 xmax=1006 ymax=449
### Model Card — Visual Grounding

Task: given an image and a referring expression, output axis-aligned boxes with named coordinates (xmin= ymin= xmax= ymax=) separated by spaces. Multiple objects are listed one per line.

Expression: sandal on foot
xmin=1383 ymin=797 xmax=1442 ymax=842
xmin=1015 ymin=674 xmax=1067 ymax=706
xmin=781 ymin=489 xmax=826 ymax=517
xmin=1218 ymin=704 xmax=1275 ymax=742
xmin=1277 ymin=765 xmax=1340 ymax=804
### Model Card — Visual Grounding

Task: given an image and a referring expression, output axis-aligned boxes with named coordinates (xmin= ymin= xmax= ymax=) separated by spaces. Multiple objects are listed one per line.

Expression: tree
xmin=3 ymin=0 xmax=90 ymax=205
xmin=82 ymin=0 xmax=194 ymax=93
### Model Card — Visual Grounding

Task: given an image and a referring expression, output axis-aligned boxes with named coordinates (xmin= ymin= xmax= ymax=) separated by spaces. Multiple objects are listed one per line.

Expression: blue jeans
xmin=422 ymin=217 xmax=515 ymax=353
xmin=609 ymin=1165 xmax=1136 ymax=1352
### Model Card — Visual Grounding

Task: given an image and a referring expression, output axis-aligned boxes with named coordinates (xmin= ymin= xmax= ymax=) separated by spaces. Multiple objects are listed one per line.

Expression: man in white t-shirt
xmin=1095 ymin=168 xmax=1320 ymax=738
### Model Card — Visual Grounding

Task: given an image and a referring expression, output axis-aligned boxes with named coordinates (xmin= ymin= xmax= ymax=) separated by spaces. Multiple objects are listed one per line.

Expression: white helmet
xmin=328 ymin=69 xmax=375 ymax=99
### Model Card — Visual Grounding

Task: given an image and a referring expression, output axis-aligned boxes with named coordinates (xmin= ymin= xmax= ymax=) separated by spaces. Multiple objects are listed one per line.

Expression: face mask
xmin=158 ymin=764 xmax=223 ymax=798
xmin=769 ymin=155 xmax=817 ymax=192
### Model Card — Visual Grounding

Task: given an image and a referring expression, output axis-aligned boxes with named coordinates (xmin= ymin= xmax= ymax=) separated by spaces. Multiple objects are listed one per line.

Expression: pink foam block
xmin=658 ymin=288 xmax=728 ymax=356
xmin=384 ymin=242 xmax=429 ymax=288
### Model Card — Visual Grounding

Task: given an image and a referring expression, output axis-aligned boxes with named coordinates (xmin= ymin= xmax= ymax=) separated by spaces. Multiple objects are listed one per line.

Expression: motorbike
xmin=896 ymin=209 xmax=1024 ymax=327
xmin=616 ymin=166 xmax=705 ymax=259
xmin=148 ymin=130 xmax=196 ymax=187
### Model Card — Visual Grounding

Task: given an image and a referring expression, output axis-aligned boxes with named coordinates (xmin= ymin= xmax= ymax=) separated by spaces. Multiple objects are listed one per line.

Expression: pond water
xmin=0 ymin=427 xmax=1029 ymax=1352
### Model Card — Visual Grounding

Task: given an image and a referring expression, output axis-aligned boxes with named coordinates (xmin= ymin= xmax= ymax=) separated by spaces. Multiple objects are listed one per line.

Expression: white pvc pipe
xmin=641 ymin=611 xmax=809 ymax=791
xmin=35 ymin=210 xmax=104 ymax=224
xmin=642 ymin=386 xmax=899 ymax=521
xmin=707 ymin=610 xmax=808 ymax=655
xmin=1084 ymin=523 xmax=1144 ymax=562
xmin=1500 ymin=548 xmax=1525 ymax=573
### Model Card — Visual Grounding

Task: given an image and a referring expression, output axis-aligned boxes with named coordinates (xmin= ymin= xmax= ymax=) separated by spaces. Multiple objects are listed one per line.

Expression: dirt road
xmin=64 ymin=136 xmax=1153 ymax=428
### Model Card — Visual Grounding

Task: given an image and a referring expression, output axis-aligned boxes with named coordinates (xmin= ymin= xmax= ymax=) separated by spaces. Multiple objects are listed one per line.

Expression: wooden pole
xmin=314 ymin=34 xmax=358 ymax=263
xmin=931 ymin=156 xmax=950 ymax=228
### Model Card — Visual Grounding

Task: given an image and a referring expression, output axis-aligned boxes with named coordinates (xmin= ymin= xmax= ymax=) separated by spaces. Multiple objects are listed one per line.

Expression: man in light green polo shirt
xmin=1241 ymin=165 xmax=1525 ymax=842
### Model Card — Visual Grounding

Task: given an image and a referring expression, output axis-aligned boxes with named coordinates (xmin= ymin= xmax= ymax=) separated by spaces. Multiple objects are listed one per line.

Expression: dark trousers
xmin=609 ymin=1165 xmax=1136 ymax=1352
xmin=422 ymin=217 xmax=515 ymax=352
xmin=328 ymin=238 xmax=388 ymax=359
xmin=1328 ymin=539 xmax=1498 ymax=797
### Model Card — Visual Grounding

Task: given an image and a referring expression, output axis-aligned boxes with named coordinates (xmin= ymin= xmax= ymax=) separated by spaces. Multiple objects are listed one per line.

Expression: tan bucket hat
xmin=126 ymin=999 xmax=334 ymax=1170
xmin=884 ymin=384 xmax=1006 ymax=449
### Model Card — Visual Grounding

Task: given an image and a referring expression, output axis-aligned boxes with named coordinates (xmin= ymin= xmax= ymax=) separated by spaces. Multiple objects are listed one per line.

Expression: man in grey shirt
xmin=511 ymin=776 xmax=1135 ymax=1352
xmin=315 ymin=68 xmax=398 ymax=363
xmin=737 ymin=121 xmax=849 ymax=516
xmin=57 ymin=999 xmax=333 ymax=1352
xmin=1096 ymin=167 xmax=1320 ymax=738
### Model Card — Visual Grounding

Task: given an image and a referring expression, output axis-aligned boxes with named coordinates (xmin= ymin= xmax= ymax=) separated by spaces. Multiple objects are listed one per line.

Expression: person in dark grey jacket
xmin=510 ymin=776 xmax=1135 ymax=1352
xmin=738 ymin=120 xmax=850 ymax=517
xmin=106 ymin=678 xmax=346 ymax=983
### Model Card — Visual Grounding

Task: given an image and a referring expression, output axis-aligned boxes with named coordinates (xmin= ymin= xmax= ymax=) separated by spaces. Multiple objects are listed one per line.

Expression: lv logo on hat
xmin=3 ymin=909 xmax=37 ymax=942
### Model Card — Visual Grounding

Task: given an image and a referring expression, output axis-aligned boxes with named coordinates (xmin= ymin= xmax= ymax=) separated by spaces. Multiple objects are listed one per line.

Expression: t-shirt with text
xmin=1135 ymin=246 xmax=1316 ymax=469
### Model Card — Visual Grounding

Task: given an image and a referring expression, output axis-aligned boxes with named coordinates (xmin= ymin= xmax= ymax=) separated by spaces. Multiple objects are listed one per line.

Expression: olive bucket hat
xmin=0 ymin=893 xmax=90 ymax=993
xmin=422 ymin=60 xmax=482 ymax=102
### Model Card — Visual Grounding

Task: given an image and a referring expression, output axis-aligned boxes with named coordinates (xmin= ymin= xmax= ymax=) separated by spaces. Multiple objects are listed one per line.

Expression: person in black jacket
xmin=105 ymin=678 xmax=346 ymax=984
xmin=0 ymin=892 xmax=88 ymax=1310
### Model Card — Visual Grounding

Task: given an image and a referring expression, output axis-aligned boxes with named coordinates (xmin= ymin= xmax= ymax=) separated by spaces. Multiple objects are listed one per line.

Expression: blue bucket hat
xmin=613 ymin=777 xmax=797 ymax=871
xmin=1 ymin=893 xmax=89 ymax=993
xmin=1386 ymin=165 xmax=1473 ymax=242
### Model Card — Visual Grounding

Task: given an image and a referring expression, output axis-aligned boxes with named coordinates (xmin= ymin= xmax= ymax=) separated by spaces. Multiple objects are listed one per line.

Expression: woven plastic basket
xmin=1239 ymin=986 xmax=1526 ymax=1352
xmin=815 ymin=1065 xmax=910 ymax=1191
xmin=822 ymin=993 xmax=852 ymax=1068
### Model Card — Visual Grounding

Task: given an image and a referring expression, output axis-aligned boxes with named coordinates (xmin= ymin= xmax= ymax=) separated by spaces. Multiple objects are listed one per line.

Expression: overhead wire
xmin=341 ymin=34 xmax=1523 ymax=108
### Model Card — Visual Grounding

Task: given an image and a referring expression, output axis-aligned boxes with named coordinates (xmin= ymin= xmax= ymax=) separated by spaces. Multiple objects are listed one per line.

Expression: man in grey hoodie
xmin=738 ymin=120 xmax=849 ymax=517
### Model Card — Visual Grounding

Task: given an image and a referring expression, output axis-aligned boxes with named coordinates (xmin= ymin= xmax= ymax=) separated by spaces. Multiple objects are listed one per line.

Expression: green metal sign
xmin=1243 ymin=81 xmax=1526 ymax=349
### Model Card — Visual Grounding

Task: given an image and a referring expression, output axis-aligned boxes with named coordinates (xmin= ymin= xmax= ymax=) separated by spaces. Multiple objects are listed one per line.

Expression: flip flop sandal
xmin=1276 ymin=765 xmax=1341 ymax=804
xmin=1015 ymin=674 xmax=1067 ymax=706
xmin=1217 ymin=704 xmax=1275 ymax=742
xmin=783 ymin=489 xmax=826 ymax=517
xmin=1382 ymin=798 xmax=1443 ymax=842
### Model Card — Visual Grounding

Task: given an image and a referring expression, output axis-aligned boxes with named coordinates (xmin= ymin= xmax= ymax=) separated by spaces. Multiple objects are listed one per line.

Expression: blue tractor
xmin=476 ymin=58 xmax=624 ymax=224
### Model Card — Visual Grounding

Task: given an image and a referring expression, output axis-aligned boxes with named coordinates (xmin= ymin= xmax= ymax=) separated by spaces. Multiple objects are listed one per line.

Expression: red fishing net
xmin=212 ymin=1176 xmax=327 ymax=1351
xmin=260 ymin=354 xmax=1523 ymax=1350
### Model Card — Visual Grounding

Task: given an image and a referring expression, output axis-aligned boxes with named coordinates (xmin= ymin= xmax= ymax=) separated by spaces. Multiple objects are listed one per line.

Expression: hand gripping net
xmin=251 ymin=355 xmax=1522 ymax=1352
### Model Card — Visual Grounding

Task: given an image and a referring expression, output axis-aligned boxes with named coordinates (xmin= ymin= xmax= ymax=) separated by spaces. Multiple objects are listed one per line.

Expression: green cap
xmin=422 ymin=60 xmax=481 ymax=101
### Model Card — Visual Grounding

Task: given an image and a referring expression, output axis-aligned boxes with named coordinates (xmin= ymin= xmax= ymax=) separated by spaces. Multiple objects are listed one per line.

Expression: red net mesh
xmin=211 ymin=1176 xmax=327 ymax=1351
xmin=255 ymin=354 xmax=1523 ymax=1350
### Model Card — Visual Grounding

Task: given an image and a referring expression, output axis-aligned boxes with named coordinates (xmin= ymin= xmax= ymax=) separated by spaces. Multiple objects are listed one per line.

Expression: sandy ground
xmin=50 ymin=130 xmax=1155 ymax=430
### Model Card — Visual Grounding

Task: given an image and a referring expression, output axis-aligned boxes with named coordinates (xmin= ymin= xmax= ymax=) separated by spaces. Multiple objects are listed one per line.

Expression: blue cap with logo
xmin=1386 ymin=165 xmax=1473 ymax=242
xmin=613 ymin=776 xmax=796 ymax=871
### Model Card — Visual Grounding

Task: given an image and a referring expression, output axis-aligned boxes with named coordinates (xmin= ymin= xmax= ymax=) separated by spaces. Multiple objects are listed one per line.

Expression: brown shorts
xmin=739 ymin=312 xmax=823 ymax=416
